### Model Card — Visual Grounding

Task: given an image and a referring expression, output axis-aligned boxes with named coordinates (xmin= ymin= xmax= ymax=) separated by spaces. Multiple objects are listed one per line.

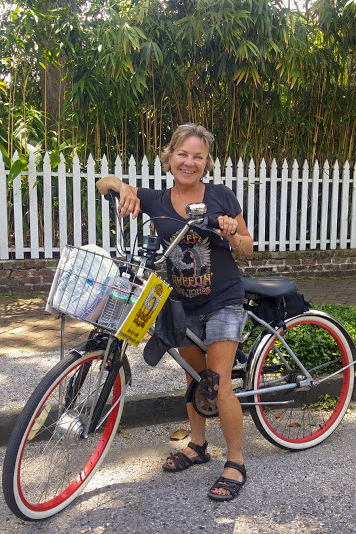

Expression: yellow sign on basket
xmin=115 ymin=273 xmax=171 ymax=347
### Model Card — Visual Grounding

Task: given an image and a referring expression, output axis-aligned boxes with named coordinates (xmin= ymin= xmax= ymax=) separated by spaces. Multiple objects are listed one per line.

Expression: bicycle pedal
xmin=200 ymin=370 xmax=219 ymax=400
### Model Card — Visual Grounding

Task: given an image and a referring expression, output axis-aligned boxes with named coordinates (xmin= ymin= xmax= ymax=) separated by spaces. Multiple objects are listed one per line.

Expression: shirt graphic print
xmin=165 ymin=228 xmax=212 ymax=299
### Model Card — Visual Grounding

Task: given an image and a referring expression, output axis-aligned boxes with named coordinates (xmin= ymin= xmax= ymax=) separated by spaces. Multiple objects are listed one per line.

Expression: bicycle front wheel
xmin=249 ymin=311 xmax=355 ymax=450
xmin=2 ymin=346 xmax=128 ymax=521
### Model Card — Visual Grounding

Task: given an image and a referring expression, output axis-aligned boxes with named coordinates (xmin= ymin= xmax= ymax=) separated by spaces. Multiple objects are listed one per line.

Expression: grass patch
xmin=302 ymin=394 xmax=338 ymax=411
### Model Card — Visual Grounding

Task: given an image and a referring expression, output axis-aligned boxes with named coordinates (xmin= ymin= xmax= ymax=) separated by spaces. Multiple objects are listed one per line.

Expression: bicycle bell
xmin=185 ymin=203 xmax=207 ymax=222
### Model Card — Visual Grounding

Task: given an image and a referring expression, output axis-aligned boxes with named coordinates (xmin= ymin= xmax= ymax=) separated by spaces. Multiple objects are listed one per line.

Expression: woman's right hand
xmin=96 ymin=176 xmax=140 ymax=219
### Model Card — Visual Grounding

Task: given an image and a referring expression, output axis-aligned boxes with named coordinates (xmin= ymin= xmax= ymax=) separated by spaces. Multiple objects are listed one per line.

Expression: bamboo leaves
xmin=0 ymin=0 xmax=355 ymax=167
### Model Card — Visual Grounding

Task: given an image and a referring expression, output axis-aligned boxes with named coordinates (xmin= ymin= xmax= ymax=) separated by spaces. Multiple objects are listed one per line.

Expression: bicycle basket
xmin=46 ymin=244 xmax=171 ymax=345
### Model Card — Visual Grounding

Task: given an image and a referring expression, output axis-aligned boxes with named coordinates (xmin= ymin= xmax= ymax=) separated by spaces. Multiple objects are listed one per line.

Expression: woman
xmin=96 ymin=124 xmax=253 ymax=502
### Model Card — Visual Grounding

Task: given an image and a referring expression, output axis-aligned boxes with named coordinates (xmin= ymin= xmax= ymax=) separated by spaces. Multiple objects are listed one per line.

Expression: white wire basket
xmin=46 ymin=244 xmax=150 ymax=332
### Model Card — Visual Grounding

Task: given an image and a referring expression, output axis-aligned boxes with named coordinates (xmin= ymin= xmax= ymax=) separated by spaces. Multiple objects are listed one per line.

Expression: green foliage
xmin=0 ymin=0 xmax=355 ymax=168
xmin=244 ymin=302 xmax=356 ymax=374
xmin=278 ymin=320 xmax=341 ymax=372
xmin=302 ymin=394 xmax=338 ymax=411
xmin=7 ymin=157 xmax=28 ymax=183
xmin=314 ymin=303 xmax=356 ymax=342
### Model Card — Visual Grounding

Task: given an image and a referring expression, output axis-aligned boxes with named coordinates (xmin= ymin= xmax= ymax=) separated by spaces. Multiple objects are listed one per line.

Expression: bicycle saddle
xmin=242 ymin=276 xmax=298 ymax=299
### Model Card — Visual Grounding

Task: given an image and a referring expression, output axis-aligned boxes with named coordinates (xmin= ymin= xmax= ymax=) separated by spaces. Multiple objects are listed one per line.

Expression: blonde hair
xmin=161 ymin=123 xmax=214 ymax=176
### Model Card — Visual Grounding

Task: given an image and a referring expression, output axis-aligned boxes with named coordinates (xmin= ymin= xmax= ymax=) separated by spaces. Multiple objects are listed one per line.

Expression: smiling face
xmin=168 ymin=135 xmax=209 ymax=187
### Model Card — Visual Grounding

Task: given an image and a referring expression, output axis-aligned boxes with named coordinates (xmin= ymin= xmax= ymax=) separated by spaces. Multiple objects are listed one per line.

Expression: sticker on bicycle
xmin=116 ymin=273 xmax=171 ymax=346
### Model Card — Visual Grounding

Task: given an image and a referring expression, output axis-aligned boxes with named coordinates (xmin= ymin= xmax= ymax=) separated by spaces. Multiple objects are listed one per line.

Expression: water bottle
xmin=99 ymin=273 xmax=132 ymax=330
xmin=118 ymin=282 xmax=145 ymax=325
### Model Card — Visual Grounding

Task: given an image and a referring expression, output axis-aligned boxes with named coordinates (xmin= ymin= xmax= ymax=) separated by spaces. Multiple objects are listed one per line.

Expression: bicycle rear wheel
xmin=249 ymin=311 xmax=355 ymax=450
xmin=2 ymin=345 xmax=128 ymax=521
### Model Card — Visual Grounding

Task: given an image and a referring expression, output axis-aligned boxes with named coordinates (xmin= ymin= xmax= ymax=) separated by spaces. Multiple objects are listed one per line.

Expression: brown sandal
xmin=162 ymin=441 xmax=210 ymax=472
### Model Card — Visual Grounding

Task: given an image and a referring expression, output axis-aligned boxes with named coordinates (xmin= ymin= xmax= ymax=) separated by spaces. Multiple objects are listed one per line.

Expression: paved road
xmin=1 ymin=411 xmax=355 ymax=534
xmin=1 ymin=277 xmax=356 ymax=533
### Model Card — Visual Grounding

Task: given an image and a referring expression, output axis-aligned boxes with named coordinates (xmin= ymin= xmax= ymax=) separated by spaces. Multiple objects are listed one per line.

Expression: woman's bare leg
xmin=164 ymin=340 xmax=245 ymax=496
xmin=207 ymin=340 xmax=244 ymax=496
xmin=164 ymin=345 xmax=207 ymax=467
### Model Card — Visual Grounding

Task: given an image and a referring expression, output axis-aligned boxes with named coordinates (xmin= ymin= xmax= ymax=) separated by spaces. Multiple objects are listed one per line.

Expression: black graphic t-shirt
xmin=137 ymin=183 xmax=244 ymax=314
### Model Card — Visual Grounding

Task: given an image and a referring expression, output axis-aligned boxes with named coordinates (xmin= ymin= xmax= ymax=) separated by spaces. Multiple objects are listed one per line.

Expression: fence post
xmin=0 ymin=151 xmax=9 ymax=259
xmin=43 ymin=152 xmax=53 ymax=258
xmin=13 ymin=152 xmax=24 ymax=259
xmin=72 ymin=153 xmax=82 ymax=248
xmin=225 ymin=157 xmax=233 ymax=192
xmin=129 ymin=155 xmax=138 ymax=253
xmin=236 ymin=158 xmax=244 ymax=214
xmin=269 ymin=159 xmax=277 ymax=251
xmin=166 ymin=170 xmax=174 ymax=189
xmin=350 ymin=161 xmax=356 ymax=249
xmin=340 ymin=161 xmax=350 ymax=249
xmin=330 ymin=161 xmax=339 ymax=249
xmin=58 ymin=153 xmax=67 ymax=252
xmin=258 ymin=159 xmax=266 ymax=251
xmin=112 ymin=155 xmax=123 ymax=255
xmin=320 ymin=160 xmax=330 ymax=250
xmin=279 ymin=159 xmax=288 ymax=251
xmin=100 ymin=156 xmax=110 ymax=254
xmin=310 ymin=160 xmax=319 ymax=250
xmin=153 ymin=155 xmax=161 ymax=190
xmin=299 ymin=160 xmax=309 ymax=250
xmin=289 ymin=160 xmax=299 ymax=251
xmin=28 ymin=152 xmax=39 ymax=258
xmin=87 ymin=153 xmax=97 ymax=245
xmin=214 ymin=158 xmax=222 ymax=184
xmin=247 ymin=159 xmax=255 ymax=240
xmin=141 ymin=155 xmax=150 ymax=231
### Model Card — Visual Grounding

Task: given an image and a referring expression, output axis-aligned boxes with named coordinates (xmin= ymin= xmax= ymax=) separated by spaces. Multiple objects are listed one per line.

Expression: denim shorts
xmin=179 ymin=304 xmax=244 ymax=348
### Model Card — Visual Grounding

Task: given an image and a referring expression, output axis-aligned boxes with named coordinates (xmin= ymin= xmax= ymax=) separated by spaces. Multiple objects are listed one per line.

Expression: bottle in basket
xmin=118 ymin=282 xmax=144 ymax=324
xmin=99 ymin=273 xmax=131 ymax=330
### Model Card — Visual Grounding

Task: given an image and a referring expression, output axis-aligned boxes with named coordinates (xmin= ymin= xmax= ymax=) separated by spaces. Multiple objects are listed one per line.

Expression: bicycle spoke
xmin=249 ymin=313 xmax=354 ymax=450
xmin=3 ymin=350 xmax=127 ymax=520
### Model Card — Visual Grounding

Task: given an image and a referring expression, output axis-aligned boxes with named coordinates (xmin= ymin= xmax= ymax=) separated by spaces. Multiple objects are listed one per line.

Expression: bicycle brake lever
xmin=194 ymin=216 xmax=223 ymax=241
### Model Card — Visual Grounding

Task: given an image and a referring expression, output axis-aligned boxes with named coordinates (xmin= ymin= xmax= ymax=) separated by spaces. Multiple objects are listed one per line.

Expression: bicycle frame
xmin=156 ymin=309 xmax=312 ymax=407
xmin=104 ymin=195 xmax=355 ymax=408
xmin=150 ymin=306 xmax=355 ymax=407
xmin=5 ymin=196 xmax=356 ymax=523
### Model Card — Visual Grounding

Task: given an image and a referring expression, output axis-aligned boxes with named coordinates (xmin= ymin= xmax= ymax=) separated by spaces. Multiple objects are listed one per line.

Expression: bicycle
xmin=2 ymin=195 xmax=355 ymax=521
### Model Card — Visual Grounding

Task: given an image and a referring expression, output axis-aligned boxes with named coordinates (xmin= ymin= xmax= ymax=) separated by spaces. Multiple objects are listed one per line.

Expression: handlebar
xmin=104 ymin=189 xmax=221 ymax=268
xmin=104 ymin=190 xmax=128 ymax=260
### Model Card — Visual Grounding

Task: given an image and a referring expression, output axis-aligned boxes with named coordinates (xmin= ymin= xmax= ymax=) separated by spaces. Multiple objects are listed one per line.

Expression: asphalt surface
xmin=0 ymin=412 xmax=355 ymax=534
xmin=0 ymin=277 xmax=356 ymax=533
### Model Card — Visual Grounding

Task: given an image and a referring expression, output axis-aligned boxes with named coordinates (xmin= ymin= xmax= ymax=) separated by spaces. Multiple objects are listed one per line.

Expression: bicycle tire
xmin=2 ymin=347 xmax=128 ymax=521
xmin=248 ymin=311 xmax=355 ymax=451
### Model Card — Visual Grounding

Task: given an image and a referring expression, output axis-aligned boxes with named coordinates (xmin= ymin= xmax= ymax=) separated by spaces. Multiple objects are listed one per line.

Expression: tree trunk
xmin=38 ymin=0 xmax=79 ymax=143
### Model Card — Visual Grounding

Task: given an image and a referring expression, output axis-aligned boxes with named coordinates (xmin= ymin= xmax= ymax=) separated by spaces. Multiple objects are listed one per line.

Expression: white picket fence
xmin=0 ymin=151 xmax=355 ymax=260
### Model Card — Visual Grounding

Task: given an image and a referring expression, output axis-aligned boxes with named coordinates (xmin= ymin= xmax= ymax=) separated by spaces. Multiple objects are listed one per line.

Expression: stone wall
xmin=1 ymin=249 xmax=355 ymax=294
